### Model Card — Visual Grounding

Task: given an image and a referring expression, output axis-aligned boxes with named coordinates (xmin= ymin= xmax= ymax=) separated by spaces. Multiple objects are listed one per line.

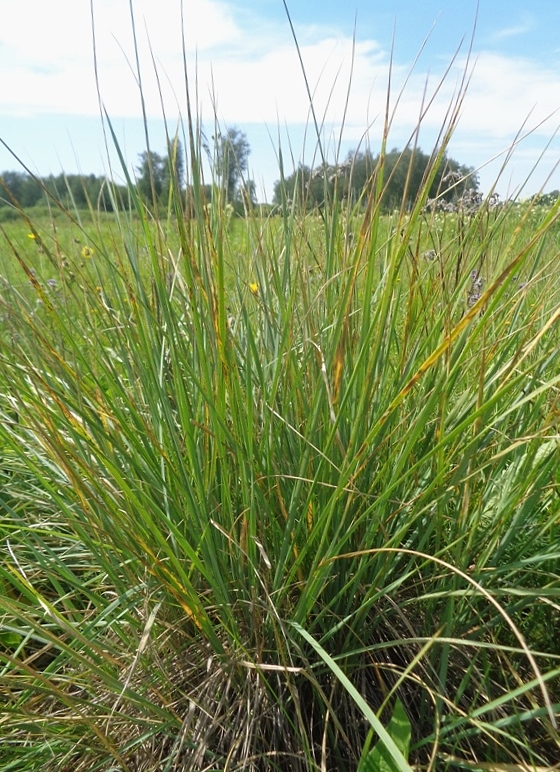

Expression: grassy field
xmin=1 ymin=34 xmax=560 ymax=767
xmin=0 ymin=172 xmax=559 ymax=771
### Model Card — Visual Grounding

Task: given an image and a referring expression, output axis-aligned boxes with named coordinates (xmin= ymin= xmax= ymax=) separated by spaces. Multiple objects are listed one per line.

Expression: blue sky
xmin=1 ymin=0 xmax=560 ymax=201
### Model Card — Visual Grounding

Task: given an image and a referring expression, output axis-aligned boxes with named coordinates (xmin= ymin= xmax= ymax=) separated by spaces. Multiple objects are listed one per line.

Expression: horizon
xmin=1 ymin=0 xmax=560 ymax=202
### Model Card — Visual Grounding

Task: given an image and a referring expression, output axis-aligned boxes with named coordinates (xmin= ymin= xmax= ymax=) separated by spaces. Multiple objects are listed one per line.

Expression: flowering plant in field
xmin=81 ymin=246 xmax=94 ymax=258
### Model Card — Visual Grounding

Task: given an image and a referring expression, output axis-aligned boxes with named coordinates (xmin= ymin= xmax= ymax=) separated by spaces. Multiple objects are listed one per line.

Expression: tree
xmin=165 ymin=136 xmax=185 ymax=196
xmin=273 ymin=164 xmax=334 ymax=210
xmin=136 ymin=150 xmax=167 ymax=202
xmin=273 ymin=146 xmax=477 ymax=213
xmin=0 ymin=171 xmax=44 ymax=208
xmin=340 ymin=149 xmax=376 ymax=206
xmin=215 ymin=128 xmax=250 ymax=203
xmin=236 ymin=179 xmax=257 ymax=211
xmin=379 ymin=147 xmax=476 ymax=210
xmin=136 ymin=139 xmax=186 ymax=206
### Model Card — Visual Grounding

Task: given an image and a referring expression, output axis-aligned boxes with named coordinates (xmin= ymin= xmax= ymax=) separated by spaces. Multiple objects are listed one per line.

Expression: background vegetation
xmin=1 ymin=129 xmax=488 ymax=220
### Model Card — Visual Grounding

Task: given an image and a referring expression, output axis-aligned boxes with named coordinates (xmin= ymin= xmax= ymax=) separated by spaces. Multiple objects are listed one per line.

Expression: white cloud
xmin=0 ymin=0 xmax=239 ymax=62
xmin=454 ymin=53 xmax=560 ymax=137
xmin=190 ymin=38 xmax=388 ymax=123
xmin=489 ymin=11 xmax=536 ymax=42
xmin=491 ymin=23 xmax=532 ymax=41
xmin=2 ymin=0 xmax=559 ymax=139
xmin=0 ymin=1 xmax=93 ymax=67
xmin=0 ymin=0 xmax=241 ymax=115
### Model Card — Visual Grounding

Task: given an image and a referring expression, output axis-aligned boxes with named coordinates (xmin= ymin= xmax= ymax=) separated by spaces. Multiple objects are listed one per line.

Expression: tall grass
xmin=1 ymin=8 xmax=560 ymax=771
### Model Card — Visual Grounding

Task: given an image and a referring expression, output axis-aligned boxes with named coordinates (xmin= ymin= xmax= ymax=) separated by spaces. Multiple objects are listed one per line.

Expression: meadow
xmin=1 ymin=34 xmax=560 ymax=772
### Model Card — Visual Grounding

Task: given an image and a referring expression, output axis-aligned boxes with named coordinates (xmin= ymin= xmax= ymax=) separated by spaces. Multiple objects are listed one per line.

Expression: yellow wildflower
xmin=27 ymin=233 xmax=37 ymax=240
xmin=249 ymin=282 xmax=259 ymax=295
xmin=81 ymin=246 xmax=94 ymax=259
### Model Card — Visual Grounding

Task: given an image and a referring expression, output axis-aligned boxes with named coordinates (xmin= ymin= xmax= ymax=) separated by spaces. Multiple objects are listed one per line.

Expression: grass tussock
xmin=1 ymin=8 xmax=560 ymax=772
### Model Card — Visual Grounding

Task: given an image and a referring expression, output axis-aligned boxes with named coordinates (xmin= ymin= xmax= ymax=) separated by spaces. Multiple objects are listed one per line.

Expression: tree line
xmin=0 ymin=170 xmax=132 ymax=215
xmin=273 ymin=146 xmax=477 ymax=211
xmin=0 ymin=128 xmax=478 ymax=216
xmin=135 ymin=130 xmax=256 ymax=213
xmin=0 ymin=129 xmax=255 ymax=216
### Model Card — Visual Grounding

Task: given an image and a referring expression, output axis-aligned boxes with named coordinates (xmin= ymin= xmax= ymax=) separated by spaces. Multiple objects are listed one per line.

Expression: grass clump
xmin=1 ymin=13 xmax=560 ymax=772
